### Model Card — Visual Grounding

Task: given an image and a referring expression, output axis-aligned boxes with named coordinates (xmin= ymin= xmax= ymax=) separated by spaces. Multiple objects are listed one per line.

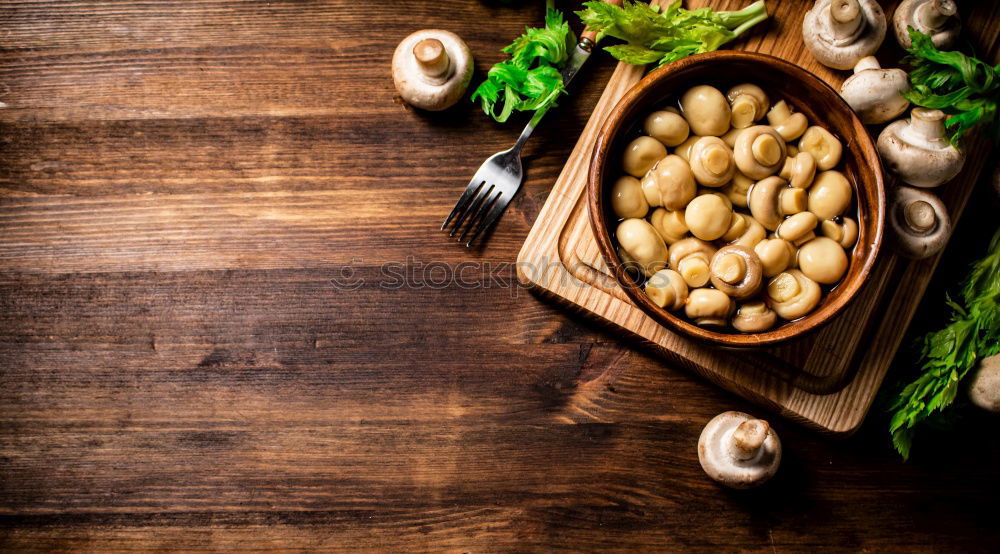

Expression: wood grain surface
xmin=1 ymin=0 xmax=999 ymax=550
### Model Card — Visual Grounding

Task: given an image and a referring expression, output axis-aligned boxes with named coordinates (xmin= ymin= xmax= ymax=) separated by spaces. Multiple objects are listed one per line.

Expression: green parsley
xmin=889 ymin=226 xmax=1000 ymax=460
xmin=576 ymin=0 xmax=769 ymax=66
xmin=470 ymin=1 xmax=576 ymax=123
xmin=903 ymin=28 xmax=1000 ymax=146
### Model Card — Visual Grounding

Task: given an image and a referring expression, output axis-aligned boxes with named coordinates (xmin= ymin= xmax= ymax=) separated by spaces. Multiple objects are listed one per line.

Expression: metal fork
xmin=441 ymin=36 xmax=598 ymax=247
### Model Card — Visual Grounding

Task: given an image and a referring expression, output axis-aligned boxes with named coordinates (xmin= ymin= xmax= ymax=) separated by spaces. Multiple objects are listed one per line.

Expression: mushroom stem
xmin=918 ymin=0 xmax=956 ymax=29
xmin=830 ymin=0 xmax=864 ymax=39
xmin=731 ymin=419 xmax=769 ymax=460
xmin=908 ymin=108 xmax=948 ymax=142
xmin=853 ymin=55 xmax=881 ymax=73
xmin=413 ymin=38 xmax=451 ymax=82
xmin=904 ymin=200 xmax=936 ymax=233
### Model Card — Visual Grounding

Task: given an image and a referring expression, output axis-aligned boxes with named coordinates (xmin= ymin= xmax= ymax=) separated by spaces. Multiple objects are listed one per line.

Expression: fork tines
xmin=441 ymin=179 xmax=507 ymax=247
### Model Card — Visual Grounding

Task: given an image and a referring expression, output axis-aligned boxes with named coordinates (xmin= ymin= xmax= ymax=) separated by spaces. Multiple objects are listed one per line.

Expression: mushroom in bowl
xmin=588 ymin=51 xmax=884 ymax=348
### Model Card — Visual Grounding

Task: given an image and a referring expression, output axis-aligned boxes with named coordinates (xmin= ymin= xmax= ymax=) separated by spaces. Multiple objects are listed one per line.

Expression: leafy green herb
xmin=470 ymin=2 xmax=575 ymax=123
xmin=889 ymin=226 xmax=1000 ymax=460
xmin=902 ymin=28 xmax=1000 ymax=146
xmin=576 ymin=0 xmax=768 ymax=66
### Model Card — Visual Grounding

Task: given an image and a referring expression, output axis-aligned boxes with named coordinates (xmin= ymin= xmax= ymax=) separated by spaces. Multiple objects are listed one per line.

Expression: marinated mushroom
xmin=808 ymin=170 xmax=852 ymax=220
xmin=641 ymin=155 xmax=696 ymax=210
xmin=734 ymin=126 xmax=787 ymax=179
xmin=649 ymin=208 xmax=689 ymax=245
xmin=767 ymin=100 xmax=808 ymax=142
xmin=877 ymin=108 xmax=965 ymax=188
xmin=893 ymin=0 xmax=960 ymax=50
xmin=727 ymin=83 xmax=770 ymax=129
xmin=754 ymin=238 xmax=794 ymax=277
xmin=775 ymin=211 xmax=819 ymax=246
xmin=610 ymin=176 xmax=649 ymax=219
xmin=779 ymin=151 xmax=818 ymax=189
xmin=732 ymin=302 xmax=778 ymax=332
xmin=698 ymin=411 xmax=781 ymax=489
xmin=728 ymin=214 xmax=767 ymax=248
xmin=709 ymin=245 xmax=764 ymax=299
xmin=840 ymin=57 xmax=911 ymax=125
xmin=392 ymin=30 xmax=475 ymax=111
xmin=685 ymin=288 xmax=735 ymax=327
xmin=616 ymin=218 xmax=668 ymax=277
xmin=644 ymin=110 xmax=690 ymax=147
xmin=669 ymin=238 xmax=718 ymax=288
xmin=645 ymin=269 xmax=689 ymax=311
xmin=798 ymin=237 xmax=849 ymax=284
xmin=802 ymin=0 xmax=887 ymax=70
xmin=623 ymin=136 xmax=668 ymax=178
xmin=685 ymin=194 xmax=734 ymax=241
xmin=748 ymin=176 xmax=806 ymax=230
xmin=888 ymin=185 xmax=952 ymax=259
xmin=722 ymin=172 xmax=754 ymax=208
xmin=767 ymin=269 xmax=822 ymax=320
xmin=689 ymin=137 xmax=737 ymax=187
xmin=820 ymin=217 xmax=859 ymax=248
xmin=799 ymin=126 xmax=843 ymax=170
xmin=680 ymin=85 xmax=732 ymax=137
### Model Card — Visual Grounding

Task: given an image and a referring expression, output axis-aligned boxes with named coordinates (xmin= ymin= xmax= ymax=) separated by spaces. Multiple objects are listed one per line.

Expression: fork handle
xmin=580 ymin=0 xmax=623 ymax=43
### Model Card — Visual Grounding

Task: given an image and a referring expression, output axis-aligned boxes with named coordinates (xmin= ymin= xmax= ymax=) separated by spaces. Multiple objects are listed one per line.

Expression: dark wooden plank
xmin=2 ymin=0 xmax=999 ymax=550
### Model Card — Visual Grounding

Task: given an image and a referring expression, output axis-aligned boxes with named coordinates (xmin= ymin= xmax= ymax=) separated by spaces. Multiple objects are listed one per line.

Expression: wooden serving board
xmin=516 ymin=0 xmax=999 ymax=435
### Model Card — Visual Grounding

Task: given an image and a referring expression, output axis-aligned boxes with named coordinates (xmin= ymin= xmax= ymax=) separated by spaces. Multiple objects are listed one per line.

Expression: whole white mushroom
xmin=877 ymin=108 xmax=965 ymax=188
xmin=392 ymin=30 xmax=474 ymax=111
xmin=802 ymin=0 xmax=887 ymax=70
xmin=840 ymin=57 xmax=911 ymax=125
xmin=698 ymin=411 xmax=781 ymax=489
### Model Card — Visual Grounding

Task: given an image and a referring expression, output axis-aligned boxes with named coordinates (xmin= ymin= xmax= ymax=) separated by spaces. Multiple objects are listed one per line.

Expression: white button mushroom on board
xmin=893 ymin=0 xmax=960 ymax=50
xmin=877 ymin=108 xmax=966 ymax=188
xmin=840 ymin=57 xmax=911 ymax=125
xmin=698 ymin=411 xmax=781 ymax=489
xmin=392 ymin=30 xmax=474 ymax=111
xmin=888 ymin=185 xmax=952 ymax=259
xmin=969 ymin=354 xmax=1000 ymax=413
xmin=802 ymin=0 xmax=887 ymax=70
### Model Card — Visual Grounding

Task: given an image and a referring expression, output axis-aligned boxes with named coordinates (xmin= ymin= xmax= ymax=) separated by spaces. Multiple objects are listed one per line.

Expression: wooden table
xmin=2 ymin=1 xmax=998 ymax=550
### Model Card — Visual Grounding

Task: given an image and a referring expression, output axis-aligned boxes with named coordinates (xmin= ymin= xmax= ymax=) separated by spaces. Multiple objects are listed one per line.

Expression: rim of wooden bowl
xmin=587 ymin=51 xmax=885 ymax=348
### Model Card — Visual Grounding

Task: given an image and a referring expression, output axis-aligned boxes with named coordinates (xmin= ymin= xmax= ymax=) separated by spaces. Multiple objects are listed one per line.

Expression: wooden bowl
xmin=588 ymin=51 xmax=884 ymax=348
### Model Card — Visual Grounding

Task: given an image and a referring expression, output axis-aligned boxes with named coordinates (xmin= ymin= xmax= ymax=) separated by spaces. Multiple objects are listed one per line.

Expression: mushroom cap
xmin=645 ymin=269 xmax=689 ymax=311
xmin=808 ymin=170 xmax=853 ymax=220
xmin=799 ymin=126 xmax=843 ymax=171
xmin=877 ymin=108 xmax=965 ymax=188
xmin=698 ymin=411 xmax=781 ymax=489
xmin=685 ymin=193 xmax=733 ymax=241
xmin=616 ymin=218 xmax=668 ymax=277
xmin=623 ymin=136 xmax=668 ymax=178
xmin=767 ymin=269 xmax=822 ymax=320
xmin=802 ymin=0 xmax=887 ymax=70
xmin=644 ymin=110 xmax=691 ymax=147
xmin=798 ymin=236 xmax=849 ymax=284
xmin=888 ymin=185 xmax=952 ymax=259
xmin=684 ymin=288 xmax=735 ymax=326
xmin=392 ymin=30 xmax=474 ymax=111
xmin=690 ymin=137 xmax=737 ymax=187
xmin=641 ymin=155 xmax=697 ymax=210
xmin=747 ymin=176 xmax=791 ymax=230
xmin=610 ymin=176 xmax=650 ymax=219
xmin=734 ymin=126 xmax=787 ymax=180
xmin=680 ymin=85 xmax=731 ymax=137
xmin=840 ymin=57 xmax=911 ymax=125
xmin=709 ymin=245 xmax=764 ymax=299
xmin=732 ymin=301 xmax=778 ymax=332
xmin=893 ymin=0 xmax=961 ymax=49
xmin=969 ymin=354 xmax=1000 ymax=413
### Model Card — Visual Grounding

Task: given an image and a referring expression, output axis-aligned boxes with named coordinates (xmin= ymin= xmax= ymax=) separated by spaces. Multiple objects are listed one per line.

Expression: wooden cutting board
xmin=516 ymin=0 xmax=999 ymax=435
